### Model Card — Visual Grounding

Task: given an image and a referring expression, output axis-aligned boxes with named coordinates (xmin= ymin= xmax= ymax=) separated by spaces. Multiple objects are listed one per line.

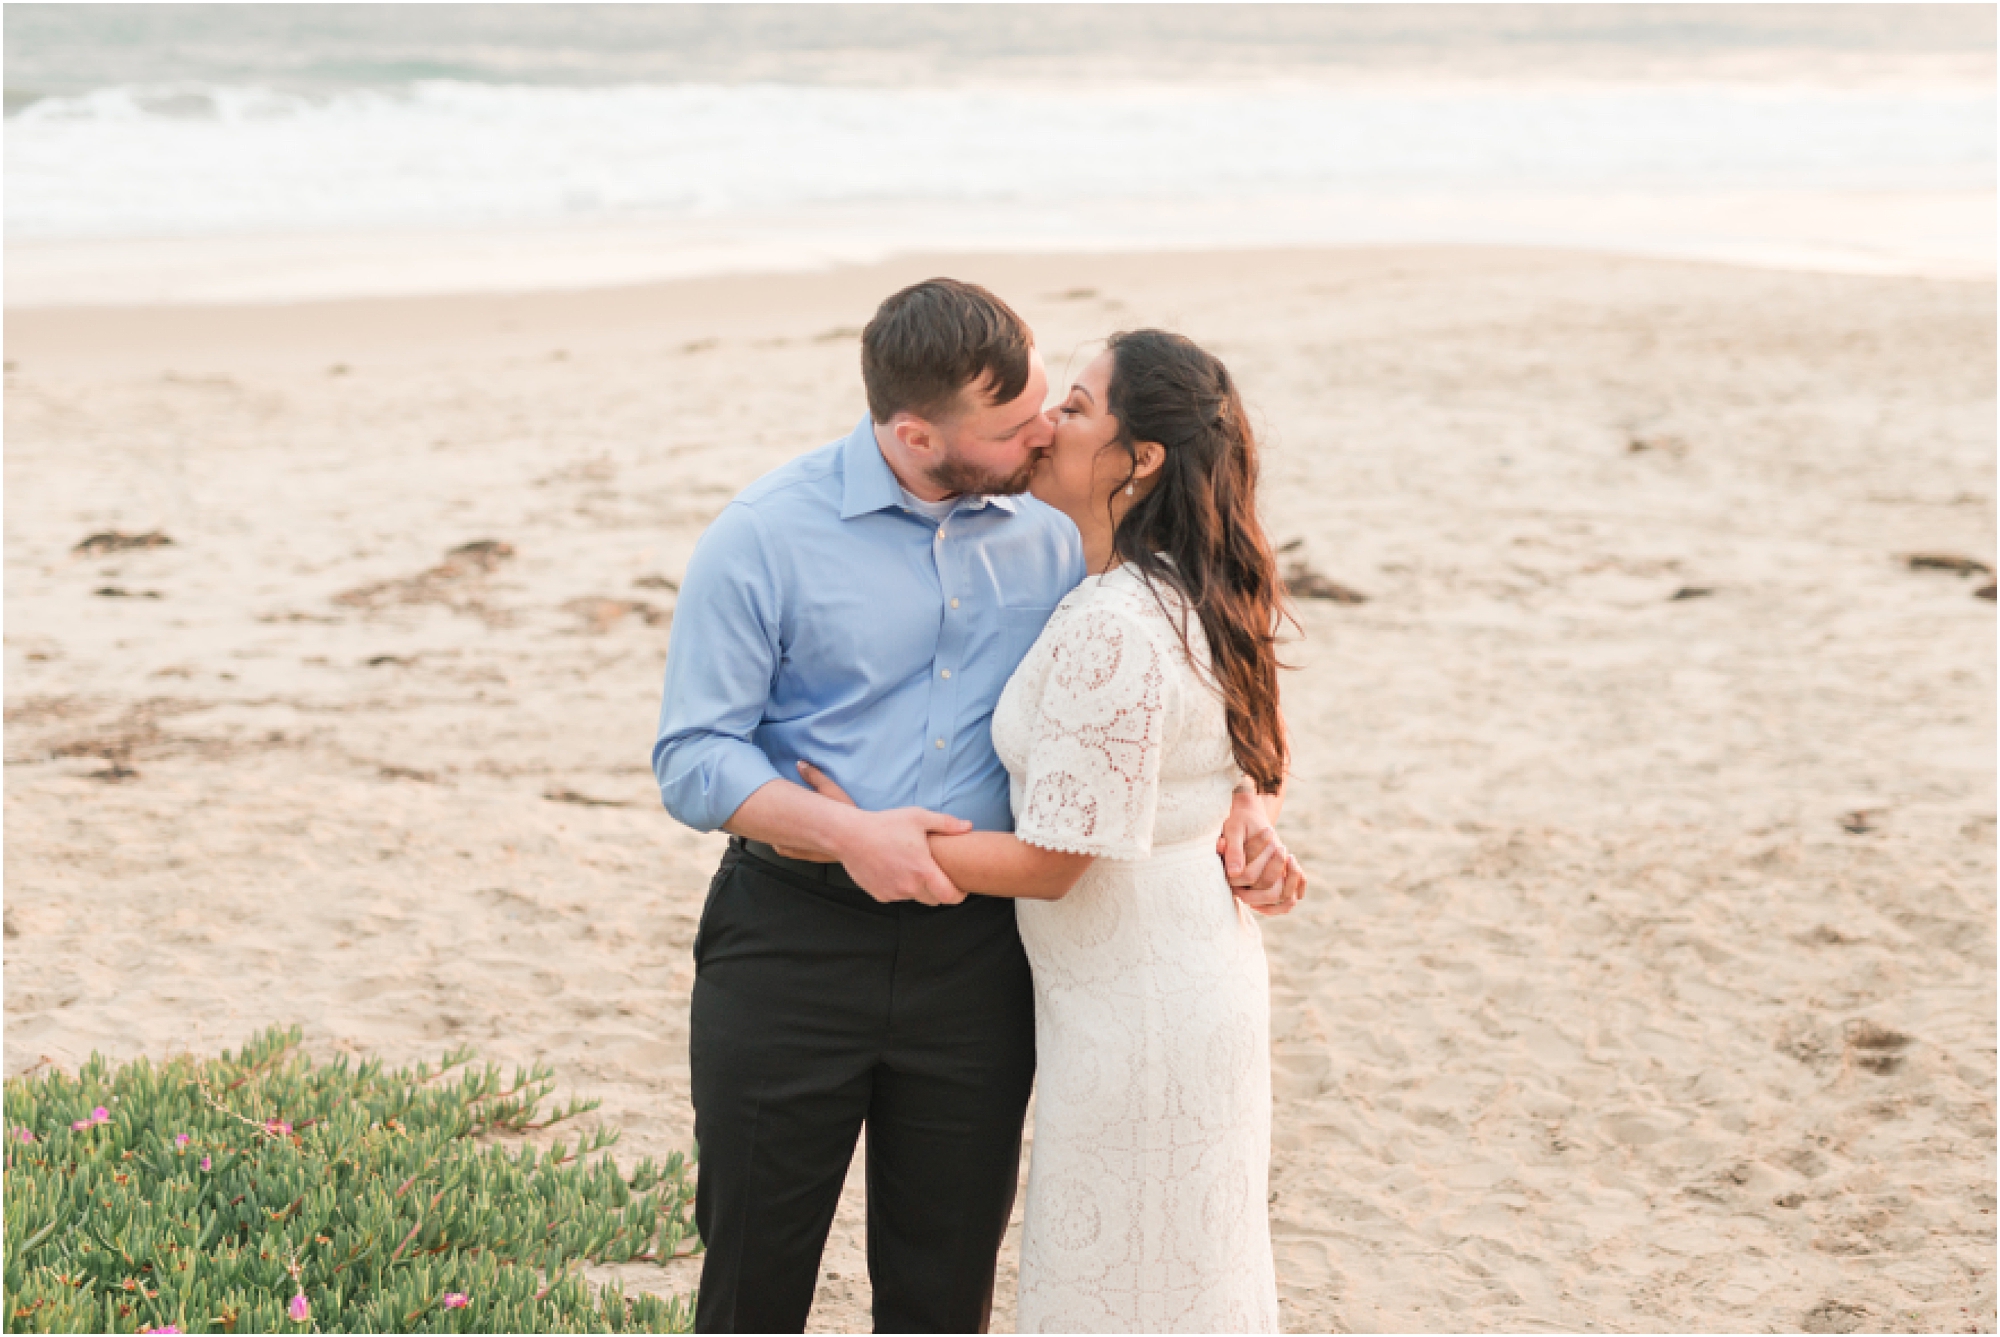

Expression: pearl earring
xmin=1125 ymin=482 xmax=1135 ymax=497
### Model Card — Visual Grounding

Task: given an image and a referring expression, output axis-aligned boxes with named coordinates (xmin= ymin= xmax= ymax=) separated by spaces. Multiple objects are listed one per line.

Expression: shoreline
xmin=7 ymin=186 xmax=1994 ymax=310
xmin=7 ymin=243 xmax=1993 ymax=381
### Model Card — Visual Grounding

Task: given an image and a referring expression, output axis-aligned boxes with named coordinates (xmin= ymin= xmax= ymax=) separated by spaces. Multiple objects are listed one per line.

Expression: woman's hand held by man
xmin=797 ymin=757 xmax=1305 ymax=915
xmin=777 ymin=761 xmax=970 ymax=906
xmin=838 ymin=807 xmax=972 ymax=906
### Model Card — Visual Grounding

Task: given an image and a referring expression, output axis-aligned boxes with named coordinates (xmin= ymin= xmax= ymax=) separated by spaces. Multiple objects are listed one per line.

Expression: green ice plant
xmin=3 ymin=1028 xmax=698 ymax=1333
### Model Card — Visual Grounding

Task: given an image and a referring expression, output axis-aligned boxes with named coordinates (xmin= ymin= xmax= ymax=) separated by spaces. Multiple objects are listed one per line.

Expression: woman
xmin=804 ymin=329 xmax=1300 ymax=1331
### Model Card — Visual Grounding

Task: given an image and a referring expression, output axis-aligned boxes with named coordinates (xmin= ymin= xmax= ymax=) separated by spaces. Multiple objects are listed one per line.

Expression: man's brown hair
xmin=860 ymin=278 xmax=1033 ymax=424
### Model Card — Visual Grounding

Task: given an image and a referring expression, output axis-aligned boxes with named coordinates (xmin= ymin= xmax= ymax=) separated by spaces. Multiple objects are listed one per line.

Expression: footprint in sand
xmin=1802 ymin=1299 xmax=1872 ymax=1334
xmin=1842 ymin=1019 xmax=1912 ymax=1075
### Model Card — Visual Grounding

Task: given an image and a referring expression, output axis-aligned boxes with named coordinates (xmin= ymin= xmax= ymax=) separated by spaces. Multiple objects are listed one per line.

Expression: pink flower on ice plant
xmin=288 ymin=1293 xmax=310 ymax=1323
xmin=70 ymin=1119 xmax=90 ymax=1131
xmin=442 ymin=1293 xmax=469 ymax=1310
xmin=174 ymin=1133 xmax=191 ymax=1147
xmin=141 ymin=1326 xmax=183 ymax=1334
xmin=12 ymin=1128 xmax=32 ymax=1143
xmin=199 ymin=1155 xmax=212 ymax=1171
xmin=91 ymin=1106 xmax=110 ymax=1124
xmin=266 ymin=1119 xmax=293 ymax=1136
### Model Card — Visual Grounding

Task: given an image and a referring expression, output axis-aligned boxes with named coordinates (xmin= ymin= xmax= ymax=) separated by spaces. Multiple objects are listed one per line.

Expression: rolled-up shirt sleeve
xmin=652 ymin=502 xmax=787 ymax=831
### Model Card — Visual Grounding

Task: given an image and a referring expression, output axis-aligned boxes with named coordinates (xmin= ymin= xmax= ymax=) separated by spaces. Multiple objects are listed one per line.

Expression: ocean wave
xmin=6 ymin=79 xmax=1993 ymax=240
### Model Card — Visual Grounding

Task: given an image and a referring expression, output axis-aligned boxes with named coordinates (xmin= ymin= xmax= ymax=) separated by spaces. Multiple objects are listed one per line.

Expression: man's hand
xmin=835 ymin=806 xmax=971 ymax=906
xmin=791 ymin=760 xmax=968 ymax=907
xmin=1239 ymin=849 xmax=1307 ymax=917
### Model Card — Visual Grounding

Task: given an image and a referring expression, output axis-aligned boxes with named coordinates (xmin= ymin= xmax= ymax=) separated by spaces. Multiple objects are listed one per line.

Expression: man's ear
xmin=893 ymin=415 xmax=938 ymax=457
xmin=1132 ymin=440 xmax=1167 ymax=481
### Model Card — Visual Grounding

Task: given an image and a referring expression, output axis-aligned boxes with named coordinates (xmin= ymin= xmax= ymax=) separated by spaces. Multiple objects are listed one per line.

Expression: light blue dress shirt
xmin=653 ymin=417 xmax=1087 ymax=834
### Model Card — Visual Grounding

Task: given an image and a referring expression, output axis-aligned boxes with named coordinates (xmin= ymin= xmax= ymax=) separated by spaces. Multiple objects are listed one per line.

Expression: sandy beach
xmin=4 ymin=246 xmax=1994 ymax=1332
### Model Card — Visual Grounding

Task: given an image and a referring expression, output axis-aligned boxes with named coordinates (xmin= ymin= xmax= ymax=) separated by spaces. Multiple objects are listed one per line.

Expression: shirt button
xmin=935 ymin=738 xmax=946 ymax=749
xmin=940 ymin=669 xmax=951 ymax=679
xmin=950 ymin=598 xmax=960 ymax=609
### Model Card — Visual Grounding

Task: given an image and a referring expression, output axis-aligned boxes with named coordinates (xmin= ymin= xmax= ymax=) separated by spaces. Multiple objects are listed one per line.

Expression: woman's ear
xmin=1132 ymin=440 xmax=1167 ymax=481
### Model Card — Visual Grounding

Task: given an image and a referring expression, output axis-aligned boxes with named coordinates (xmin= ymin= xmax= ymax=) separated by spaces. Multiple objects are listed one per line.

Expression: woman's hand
xmin=767 ymin=761 xmax=858 ymax=861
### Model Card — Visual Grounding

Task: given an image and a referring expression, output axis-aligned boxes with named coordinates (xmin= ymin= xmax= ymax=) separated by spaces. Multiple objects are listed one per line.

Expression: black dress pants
xmin=689 ymin=840 xmax=1036 ymax=1334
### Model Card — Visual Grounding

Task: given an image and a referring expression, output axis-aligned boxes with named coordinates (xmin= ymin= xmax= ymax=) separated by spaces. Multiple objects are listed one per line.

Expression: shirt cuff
xmin=665 ymin=744 xmax=786 ymax=833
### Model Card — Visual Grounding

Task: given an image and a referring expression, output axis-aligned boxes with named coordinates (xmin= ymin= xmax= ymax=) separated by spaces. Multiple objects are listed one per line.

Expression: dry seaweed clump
xmin=333 ymin=541 xmax=518 ymax=623
xmin=3 ymin=1028 xmax=698 ymax=1333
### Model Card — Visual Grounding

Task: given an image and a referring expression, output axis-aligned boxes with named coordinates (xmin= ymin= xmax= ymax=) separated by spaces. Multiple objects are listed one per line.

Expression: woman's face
xmin=1032 ymin=349 xmax=1126 ymax=524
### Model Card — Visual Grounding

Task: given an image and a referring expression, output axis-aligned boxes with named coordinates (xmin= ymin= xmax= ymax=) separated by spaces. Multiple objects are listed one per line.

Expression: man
xmin=653 ymin=279 xmax=1290 ymax=1333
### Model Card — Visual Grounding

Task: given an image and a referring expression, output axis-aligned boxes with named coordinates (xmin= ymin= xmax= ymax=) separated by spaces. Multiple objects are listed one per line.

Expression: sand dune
xmin=5 ymin=248 xmax=1993 ymax=1332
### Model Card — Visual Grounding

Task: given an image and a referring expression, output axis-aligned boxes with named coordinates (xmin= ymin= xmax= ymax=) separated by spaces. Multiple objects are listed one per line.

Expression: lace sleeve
xmin=1012 ymin=602 xmax=1170 ymax=861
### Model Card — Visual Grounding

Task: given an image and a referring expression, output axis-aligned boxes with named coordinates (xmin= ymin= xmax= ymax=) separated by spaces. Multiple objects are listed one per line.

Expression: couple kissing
xmin=653 ymin=277 xmax=1305 ymax=1334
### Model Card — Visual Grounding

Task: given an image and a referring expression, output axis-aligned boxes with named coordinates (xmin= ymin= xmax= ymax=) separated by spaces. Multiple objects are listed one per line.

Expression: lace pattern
xmin=1014 ymin=606 xmax=1165 ymax=858
xmin=995 ymin=567 xmax=1278 ymax=1333
xmin=1016 ymin=850 xmax=1275 ymax=1333
xmin=996 ymin=569 xmax=1239 ymax=859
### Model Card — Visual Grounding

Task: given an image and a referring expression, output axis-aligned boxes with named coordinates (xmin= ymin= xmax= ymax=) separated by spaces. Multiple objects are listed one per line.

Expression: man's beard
xmin=927 ymin=448 xmax=1037 ymax=499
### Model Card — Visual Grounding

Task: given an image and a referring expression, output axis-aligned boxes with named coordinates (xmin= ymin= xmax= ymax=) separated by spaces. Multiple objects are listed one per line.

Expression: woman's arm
xmin=1259 ymin=782 xmax=1285 ymax=825
xmin=1264 ymin=711 xmax=1293 ymax=823
xmin=794 ymin=762 xmax=1091 ymax=900
xmin=1227 ymin=711 xmax=1308 ymax=916
xmin=1222 ymin=763 xmax=1286 ymax=882
xmin=926 ymin=831 xmax=1091 ymax=901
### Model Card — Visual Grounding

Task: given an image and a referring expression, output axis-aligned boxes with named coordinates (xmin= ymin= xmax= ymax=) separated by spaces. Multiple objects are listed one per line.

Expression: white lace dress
xmin=993 ymin=565 xmax=1279 ymax=1334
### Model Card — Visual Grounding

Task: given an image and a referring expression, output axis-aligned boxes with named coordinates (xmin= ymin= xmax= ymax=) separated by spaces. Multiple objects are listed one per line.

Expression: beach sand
xmin=5 ymin=247 xmax=1994 ymax=1332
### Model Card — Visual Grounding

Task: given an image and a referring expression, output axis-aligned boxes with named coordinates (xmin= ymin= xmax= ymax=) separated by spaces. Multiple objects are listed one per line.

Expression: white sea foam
xmin=10 ymin=79 xmax=1993 ymax=236
xmin=5 ymin=78 xmax=1993 ymax=301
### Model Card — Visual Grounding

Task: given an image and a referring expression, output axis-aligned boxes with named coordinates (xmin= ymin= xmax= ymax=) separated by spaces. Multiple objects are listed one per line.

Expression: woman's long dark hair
xmin=1103 ymin=329 xmax=1294 ymax=793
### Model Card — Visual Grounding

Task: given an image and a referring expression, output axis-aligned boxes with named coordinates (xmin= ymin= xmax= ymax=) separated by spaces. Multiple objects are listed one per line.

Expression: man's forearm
xmin=723 ymin=779 xmax=862 ymax=861
xmin=725 ymin=776 xmax=972 ymax=906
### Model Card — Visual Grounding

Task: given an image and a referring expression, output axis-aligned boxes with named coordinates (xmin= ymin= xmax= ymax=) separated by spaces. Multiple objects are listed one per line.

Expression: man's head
xmin=862 ymin=278 xmax=1053 ymax=499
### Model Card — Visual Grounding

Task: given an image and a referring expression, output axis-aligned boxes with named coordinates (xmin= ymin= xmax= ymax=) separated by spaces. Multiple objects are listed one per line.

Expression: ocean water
xmin=5 ymin=4 xmax=1994 ymax=302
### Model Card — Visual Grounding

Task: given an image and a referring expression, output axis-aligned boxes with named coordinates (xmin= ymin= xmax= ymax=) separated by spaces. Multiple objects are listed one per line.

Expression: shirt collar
xmin=840 ymin=417 xmax=904 ymax=520
xmin=839 ymin=415 xmax=1026 ymax=519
